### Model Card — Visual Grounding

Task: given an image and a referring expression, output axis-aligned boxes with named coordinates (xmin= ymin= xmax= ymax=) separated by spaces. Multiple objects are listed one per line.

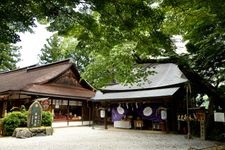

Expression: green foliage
xmin=161 ymin=0 xmax=225 ymax=89
xmin=3 ymin=111 xmax=27 ymax=136
xmin=39 ymin=33 xmax=63 ymax=64
xmin=2 ymin=0 xmax=225 ymax=92
xmin=0 ymin=0 xmax=35 ymax=43
xmin=0 ymin=43 xmax=20 ymax=71
xmin=46 ymin=0 xmax=174 ymax=88
xmin=39 ymin=34 xmax=90 ymax=73
xmin=1 ymin=0 xmax=173 ymax=86
xmin=0 ymin=0 xmax=81 ymax=44
xmin=2 ymin=111 xmax=53 ymax=136
xmin=41 ymin=111 xmax=53 ymax=126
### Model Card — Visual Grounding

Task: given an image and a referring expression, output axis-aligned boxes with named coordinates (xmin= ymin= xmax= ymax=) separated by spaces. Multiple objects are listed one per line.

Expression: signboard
xmin=214 ymin=112 xmax=225 ymax=122
xmin=27 ymin=101 xmax=42 ymax=127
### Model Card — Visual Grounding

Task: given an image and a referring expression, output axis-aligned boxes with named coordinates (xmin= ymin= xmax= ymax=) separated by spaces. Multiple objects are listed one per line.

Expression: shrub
xmin=2 ymin=110 xmax=53 ymax=136
xmin=41 ymin=111 xmax=53 ymax=126
xmin=3 ymin=111 xmax=27 ymax=136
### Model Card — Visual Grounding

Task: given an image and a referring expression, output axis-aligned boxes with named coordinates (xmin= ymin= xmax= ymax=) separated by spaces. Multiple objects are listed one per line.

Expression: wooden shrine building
xmin=92 ymin=63 xmax=190 ymax=131
xmin=0 ymin=59 xmax=95 ymax=126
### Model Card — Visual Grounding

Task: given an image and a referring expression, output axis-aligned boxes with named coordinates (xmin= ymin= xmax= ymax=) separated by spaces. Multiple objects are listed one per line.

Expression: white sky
xmin=16 ymin=23 xmax=53 ymax=68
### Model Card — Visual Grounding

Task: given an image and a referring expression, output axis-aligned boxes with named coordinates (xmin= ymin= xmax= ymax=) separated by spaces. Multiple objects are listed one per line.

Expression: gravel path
xmin=0 ymin=126 xmax=221 ymax=150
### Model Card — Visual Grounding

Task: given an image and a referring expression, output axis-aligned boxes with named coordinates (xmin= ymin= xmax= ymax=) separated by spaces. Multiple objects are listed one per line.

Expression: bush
xmin=2 ymin=110 xmax=53 ymax=136
xmin=3 ymin=111 xmax=27 ymax=136
xmin=41 ymin=111 xmax=53 ymax=126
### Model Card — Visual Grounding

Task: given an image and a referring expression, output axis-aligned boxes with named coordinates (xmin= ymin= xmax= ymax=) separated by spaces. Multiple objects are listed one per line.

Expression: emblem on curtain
xmin=117 ymin=104 xmax=124 ymax=115
xmin=143 ymin=106 xmax=153 ymax=116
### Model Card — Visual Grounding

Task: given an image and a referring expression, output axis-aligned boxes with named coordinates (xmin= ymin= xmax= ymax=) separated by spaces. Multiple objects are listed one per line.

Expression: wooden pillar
xmin=92 ymin=103 xmax=95 ymax=129
xmin=50 ymin=99 xmax=53 ymax=112
xmin=88 ymin=102 xmax=91 ymax=126
xmin=104 ymin=104 xmax=108 ymax=129
xmin=104 ymin=107 xmax=108 ymax=129
xmin=81 ymin=101 xmax=84 ymax=126
xmin=67 ymin=100 xmax=70 ymax=126
xmin=186 ymin=83 xmax=191 ymax=139
xmin=50 ymin=99 xmax=54 ymax=122
xmin=2 ymin=101 xmax=7 ymax=118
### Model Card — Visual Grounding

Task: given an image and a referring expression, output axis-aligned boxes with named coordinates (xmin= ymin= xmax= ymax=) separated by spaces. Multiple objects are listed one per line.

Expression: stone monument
xmin=27 ymin=101 xmax=42 ymax=127
xmin=12 ymin=100 xmax=54 ymax=138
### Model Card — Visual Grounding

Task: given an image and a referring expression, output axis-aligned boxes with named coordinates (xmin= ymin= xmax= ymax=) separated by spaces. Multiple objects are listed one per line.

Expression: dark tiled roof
xmin=0 ymin=59 xmax=94 ymax=99
xmin=22 ymin=84 xmax=94 ymax=99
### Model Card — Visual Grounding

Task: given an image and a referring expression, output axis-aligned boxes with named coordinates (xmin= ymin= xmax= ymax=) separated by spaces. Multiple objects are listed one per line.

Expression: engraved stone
xmin=27 ymin=101 xmax=42 ymax=127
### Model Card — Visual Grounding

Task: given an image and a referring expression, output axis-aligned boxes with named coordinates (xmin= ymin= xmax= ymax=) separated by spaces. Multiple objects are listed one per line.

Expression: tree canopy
xmin=1 ymin=0 xmax=225 ymax=90
xmin=39 ymin=33 xmax=90 ymax=72
xmin=33 ymin=1 xmax=225 ymax=94
xmin=42 ymin=0 xmax=176 ymax=88
xmin=161 ymin=0 xmax=225 ymax=90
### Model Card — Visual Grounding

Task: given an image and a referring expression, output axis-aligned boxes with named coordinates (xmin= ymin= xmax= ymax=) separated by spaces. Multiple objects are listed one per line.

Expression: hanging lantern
xmin=161 ymin=110 xmax=167 ymax=120
xmin=55 ymin=100 xmax=59 ymax=109
xmin=100 ymin=109 xmax=105 ymax=118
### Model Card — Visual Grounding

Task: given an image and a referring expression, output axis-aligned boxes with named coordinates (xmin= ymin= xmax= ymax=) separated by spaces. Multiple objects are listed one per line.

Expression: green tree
xmin=39 ymin=34 xmax=63 ymax=64
xmin=0 ymin=0 xmax=81 ymax=44
xmin=46 ymin=0 xmax=174 ymax=88
xmin=0 ymin=43 xmax=20 ymax=71
xmin=61 ymin=37 xmax=90 ymax=72
xmin=39 ymin=34 xmax=90 ymax=72
xmin=161 ymin=0 xmax=225 ymax=89
xmin=4 ymin=0 xmax=223 ymax=98
xmin=160 ymin=0 xmax=225 ymax=140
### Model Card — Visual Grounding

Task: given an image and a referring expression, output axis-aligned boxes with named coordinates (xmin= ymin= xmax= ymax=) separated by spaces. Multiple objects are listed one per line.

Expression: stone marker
xmin=27 ymin=101 xmax=42 ymax=128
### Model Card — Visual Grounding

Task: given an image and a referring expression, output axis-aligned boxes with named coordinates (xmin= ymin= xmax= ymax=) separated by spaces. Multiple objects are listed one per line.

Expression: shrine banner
xmin=111 ymin=106 xmax=129 ymax=122
xmin=136 ymin=104 xmax=161 ymax=122
xmin=111 ymin=104 xmax=162 ymax=122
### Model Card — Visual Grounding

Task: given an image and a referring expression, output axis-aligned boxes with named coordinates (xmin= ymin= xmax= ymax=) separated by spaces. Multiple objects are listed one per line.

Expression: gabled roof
xmin=92 ymin=63 xmax=188 ymax=101
xmin=0 ymin=59 xmax=94 ymax=99
xmin=102 ymin=63 xmax=188 ymax=92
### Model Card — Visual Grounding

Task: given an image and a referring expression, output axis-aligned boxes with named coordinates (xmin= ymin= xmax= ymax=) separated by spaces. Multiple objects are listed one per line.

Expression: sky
xmin=16 ymin=23 xmax=53 ymax=68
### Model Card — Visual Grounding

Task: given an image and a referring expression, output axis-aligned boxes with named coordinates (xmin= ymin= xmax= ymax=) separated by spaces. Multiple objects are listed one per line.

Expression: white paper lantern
xmin=100 ymin=109 xmax=105 ymax=118
xmin=161 ymin=110 xmax=167 ymax=120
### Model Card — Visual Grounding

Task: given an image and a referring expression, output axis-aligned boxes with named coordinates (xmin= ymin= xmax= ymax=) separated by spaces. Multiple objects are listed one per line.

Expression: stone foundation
xmin=12 ymin=127 xmax=53 ymax=138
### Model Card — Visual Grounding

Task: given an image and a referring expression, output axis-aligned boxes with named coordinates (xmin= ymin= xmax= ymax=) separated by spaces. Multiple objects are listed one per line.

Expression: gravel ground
xmin=0 ymin=126 xmax=222 ymax=150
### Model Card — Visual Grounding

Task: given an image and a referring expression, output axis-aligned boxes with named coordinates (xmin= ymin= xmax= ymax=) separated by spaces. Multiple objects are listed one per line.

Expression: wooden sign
xmin=27 ymin=101 xmax=42 ymax=127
